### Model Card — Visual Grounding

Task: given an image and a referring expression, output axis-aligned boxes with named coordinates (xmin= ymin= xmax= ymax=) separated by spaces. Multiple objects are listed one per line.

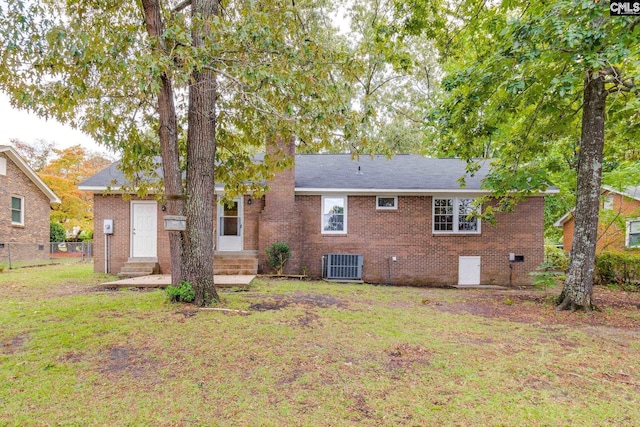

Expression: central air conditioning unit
xmin=322 ymin=254 xmax=364 ymax=280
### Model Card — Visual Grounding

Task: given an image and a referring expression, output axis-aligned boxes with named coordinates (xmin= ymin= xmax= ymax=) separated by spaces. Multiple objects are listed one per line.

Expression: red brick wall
xmin=292 ymin=195 xmax=544 ymax=286
xmin=258 ymin=137 xmax=303 ymax=274
xmin=562 ymin=192 xmax=640 ymax=254
xmin=0 ymin=153 xmax=51 ymax=260
xmin=93 ymin=193 xmax=264 ymax=274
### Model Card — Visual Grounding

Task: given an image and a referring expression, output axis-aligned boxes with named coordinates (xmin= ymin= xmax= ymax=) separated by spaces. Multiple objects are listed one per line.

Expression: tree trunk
xmin=184 ymin=0 xmax=220 ymax=306
xmin=140 ymin=0 xmax=186 ymax=288
xmin=557 ymin=70 xmax=607 ymax=311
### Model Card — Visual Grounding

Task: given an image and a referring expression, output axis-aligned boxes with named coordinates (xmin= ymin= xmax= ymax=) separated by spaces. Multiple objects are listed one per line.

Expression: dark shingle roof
xmin=79 ymin=154 xmax=491 ymax=192
xmin=294 ymin=154 xmax=488 ymax=191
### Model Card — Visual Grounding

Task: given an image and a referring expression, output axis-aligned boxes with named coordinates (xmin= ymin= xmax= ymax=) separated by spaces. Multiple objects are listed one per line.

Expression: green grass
xmin=1 ymin=265 xmax=640 ymax=426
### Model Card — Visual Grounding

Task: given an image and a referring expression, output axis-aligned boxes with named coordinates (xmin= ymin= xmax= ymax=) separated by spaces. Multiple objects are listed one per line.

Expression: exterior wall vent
xmin=322 ymin=254 xmax=363 ymax=280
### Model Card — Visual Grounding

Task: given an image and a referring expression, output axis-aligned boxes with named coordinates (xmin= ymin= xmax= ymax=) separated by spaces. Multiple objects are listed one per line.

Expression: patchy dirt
xmin=433 ymin=286 xmax=640 ymax=330
xmin=1 ymin=334 xmax=28 ymax=355
xmin=99 ymin=346 xmax=159 ymax=378
xmin=247 ymin=292 xmax=347 ymax=311
xmin=385 ymin=343 xmax=433 ymax=371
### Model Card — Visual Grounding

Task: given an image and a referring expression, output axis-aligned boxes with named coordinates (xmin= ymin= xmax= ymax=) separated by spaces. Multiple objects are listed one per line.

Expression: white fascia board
xmin=1 ymin=146 xmax=61 ymax=204
xmin=602 ymin=185 xmax=640 ymax=202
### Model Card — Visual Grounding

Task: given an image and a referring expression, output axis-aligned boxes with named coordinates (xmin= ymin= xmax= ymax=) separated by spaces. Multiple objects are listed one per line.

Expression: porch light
xmin=164 ymin=215 xmax=187 ymax=231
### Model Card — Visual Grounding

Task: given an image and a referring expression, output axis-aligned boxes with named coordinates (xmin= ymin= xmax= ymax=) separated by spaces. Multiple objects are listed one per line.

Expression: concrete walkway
xmin=99 ymin=274 xmax=256 ymax=289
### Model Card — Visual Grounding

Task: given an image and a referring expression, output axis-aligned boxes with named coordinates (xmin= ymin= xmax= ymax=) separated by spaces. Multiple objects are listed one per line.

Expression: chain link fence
xmin=0 ymin=242 xmax=93 ymax=269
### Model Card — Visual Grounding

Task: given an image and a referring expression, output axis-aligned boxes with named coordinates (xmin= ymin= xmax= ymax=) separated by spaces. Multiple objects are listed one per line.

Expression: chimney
xmin=259 ymin=135 xmax=301 ymax=275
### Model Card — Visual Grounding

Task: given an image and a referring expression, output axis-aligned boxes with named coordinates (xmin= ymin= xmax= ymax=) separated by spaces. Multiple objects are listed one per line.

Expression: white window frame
xmin=11 ymin=195 xmax=24 ymax=226
xmin=432 ymin=197 xmax=481 ymax=234
xmin=376 ymin=196 xmax=398 ymax=210
xmin=603 ymin=195 xmax=614 ymax=211
xmin=322 ymin=195 xmax=347 ymax=235
xmin=626 ymin=218 xmax=640 ymax=248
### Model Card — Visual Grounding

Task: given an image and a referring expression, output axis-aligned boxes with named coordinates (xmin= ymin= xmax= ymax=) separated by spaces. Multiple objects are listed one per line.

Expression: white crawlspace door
xmin=217 ymin=197 xmax=243 ymax=251
xmin=131 ymin=201 xmax=157 ymax=258
xmin=458 ymin=256 xmax=481 ymax=286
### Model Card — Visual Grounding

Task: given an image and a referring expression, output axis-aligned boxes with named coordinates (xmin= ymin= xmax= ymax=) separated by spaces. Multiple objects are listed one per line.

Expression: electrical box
xmin=103 ymin=219 xmax=114 ymax=234
xmin=509 ymin=253 xmax=515 ymax=261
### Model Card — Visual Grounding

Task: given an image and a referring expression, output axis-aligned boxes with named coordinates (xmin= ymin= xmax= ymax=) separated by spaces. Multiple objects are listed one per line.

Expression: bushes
xmin=544 ymin=245 xmax=569 ymax=271
xmin=50 ymin=222 xmax=66 ymax=243
xmin=165 ymin=280 xmax=195 ymax=303
xmin=266 ymin=242 xmax=291 ymax=275
xmin=595 ymin=252 xmax=640 ymax=287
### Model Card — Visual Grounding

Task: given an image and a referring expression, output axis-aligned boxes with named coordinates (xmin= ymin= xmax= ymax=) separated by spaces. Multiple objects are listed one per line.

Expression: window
xmin=322 ymin=196 xmax=347 ymax=234
xmin=11 ymin=196 xmax=24 ymax=225
xmin=627 ymin=219 xmax=640 ymax=248
xmin=603 ymin=195 xmax=614 ymax=210
xmin=433 ymin=197 xmax=480 ymax=234
xmin=376 ymin=196 xmax=397 ymax=210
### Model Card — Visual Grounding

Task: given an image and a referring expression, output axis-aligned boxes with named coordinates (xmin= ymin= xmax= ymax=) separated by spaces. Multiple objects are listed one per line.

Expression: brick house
xmin=0 ymin=145 xmax=61 ymax=262
xmin=556 ymin=186 xmax=640 ymax=254
xmin=80 ymin=143 xmax=554 ymax=286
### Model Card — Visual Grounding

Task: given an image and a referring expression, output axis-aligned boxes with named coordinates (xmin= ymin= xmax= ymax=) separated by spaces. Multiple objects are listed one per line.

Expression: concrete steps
xmin=117 ymin=261 xmax=160 ymax=279
xmin=214 ymin=252 xmax=258 ymax=275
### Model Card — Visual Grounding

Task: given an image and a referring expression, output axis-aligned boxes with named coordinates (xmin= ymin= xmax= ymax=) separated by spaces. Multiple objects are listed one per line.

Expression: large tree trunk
xmin=184 ymin=0 xmax=220 ymax=306
xmin=141 ymin=0 xmax=186 ymax=287
xmin=557 ymin=70 xmax=607 ymax=311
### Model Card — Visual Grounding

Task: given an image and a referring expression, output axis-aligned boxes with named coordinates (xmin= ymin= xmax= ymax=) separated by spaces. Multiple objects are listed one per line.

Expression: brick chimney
xmin=258 ymin=136 xmax=302 ymax=275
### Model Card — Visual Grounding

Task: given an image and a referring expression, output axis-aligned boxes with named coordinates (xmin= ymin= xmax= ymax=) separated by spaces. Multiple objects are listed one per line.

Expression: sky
xmin=0 ymin=93 xmax=107 ymax=154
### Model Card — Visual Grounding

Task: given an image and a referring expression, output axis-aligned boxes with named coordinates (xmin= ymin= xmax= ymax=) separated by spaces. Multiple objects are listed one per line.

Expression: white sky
xmin=0 ymin=93 xmax=107 ymax=154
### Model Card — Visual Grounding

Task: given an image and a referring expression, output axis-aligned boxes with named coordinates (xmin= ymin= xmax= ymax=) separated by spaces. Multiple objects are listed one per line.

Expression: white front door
xmin=131 ymin=201 xmax=157 ymax=258
xmin=217 ymin=198 xmax=243 ymax=251
xmin=458 ymin=256 xmax=481 ymax=286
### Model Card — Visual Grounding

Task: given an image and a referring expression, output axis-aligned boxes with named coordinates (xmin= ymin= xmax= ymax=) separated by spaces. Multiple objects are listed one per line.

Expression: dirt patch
xmin=248 ymin=292 xmax=348 ymax=312
xmin=2 ymin=334 xmax=28 ymax=354
xmin=385 ymin=343 xmax=433 ymax=371
xmin=435 ymin=286 xmax=640 ymax=330
xmin=99 ymin=346 xmax=159 ymax=378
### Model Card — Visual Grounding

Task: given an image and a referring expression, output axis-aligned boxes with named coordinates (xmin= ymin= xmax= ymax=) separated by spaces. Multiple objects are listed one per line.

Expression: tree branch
xmin=172 ymin=0 xmax=191 ymax=14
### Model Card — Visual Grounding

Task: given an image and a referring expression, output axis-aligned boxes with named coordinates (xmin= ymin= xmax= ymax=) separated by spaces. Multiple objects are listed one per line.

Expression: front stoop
xmin=214 ymin=252 xmax=258 ymax=275
xmin=117 ymin=261 xmax=160 ymax=279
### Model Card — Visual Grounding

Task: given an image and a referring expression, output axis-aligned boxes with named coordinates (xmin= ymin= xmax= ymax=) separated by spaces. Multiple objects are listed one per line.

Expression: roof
xmin=0 ymin=145 xmax=61 ymax=204
xmin=294 ymin=154 xmax=489 ymax=194
xmin=602 ymin=185 xmax=640 ymax=201
xmin=554 ymin=185 xmax=640 ymax=227
xmin=79 ymin=154 xmax=558 ymax=195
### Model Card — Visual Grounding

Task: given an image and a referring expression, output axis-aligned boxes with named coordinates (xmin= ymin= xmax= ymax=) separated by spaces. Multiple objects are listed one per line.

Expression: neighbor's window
xmin=603 ymin=195 xmax=614 ymax=211
xmin=322 ymin=196 xmax=347 ymax=234
xmin=626 ymin=219 xmax=640 ymax=248
xmin=376 ymin=196 xmax=397 ymax=210
xmin=11 ymin=196 xmax=24 ymax=225
xmin=433 ymin=197 xmax=480 ymax=233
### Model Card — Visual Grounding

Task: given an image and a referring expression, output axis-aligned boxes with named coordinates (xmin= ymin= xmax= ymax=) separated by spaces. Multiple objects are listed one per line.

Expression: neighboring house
xmin=79 ymin=141 xmax=555 ymax=286
xmin=0 ymin=145 xmax=61 ymax=262
xmin=555 ymin=186 xmax=640 ymax=254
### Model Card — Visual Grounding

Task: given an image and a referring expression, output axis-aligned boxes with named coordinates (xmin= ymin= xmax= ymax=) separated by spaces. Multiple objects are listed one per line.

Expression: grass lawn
xmin=1 ymin=263 xmax=640 ymax=426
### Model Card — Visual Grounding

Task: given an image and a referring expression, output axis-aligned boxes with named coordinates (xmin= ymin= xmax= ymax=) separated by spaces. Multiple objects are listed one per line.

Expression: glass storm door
xmin=217 ymin=198 xmax=243 ymax=251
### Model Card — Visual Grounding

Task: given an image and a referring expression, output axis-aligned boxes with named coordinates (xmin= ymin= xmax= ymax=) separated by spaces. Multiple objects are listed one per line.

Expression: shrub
xmin=78 ymin=230 xmax=93 ymax=242
xmin=530 ymin=262 xmax=562 ymax=291
xmin=595 ymin=252 xmax=640 ymax=288
xmin=544 ymin=245 xmax=569 ymax=271
xmin=266 ymin=242 xmax=291 ymax=275
xmin=165 ymin=280 xmax=195 ymax=303
xmin=50 ymin=222 xmax=66 ymax=243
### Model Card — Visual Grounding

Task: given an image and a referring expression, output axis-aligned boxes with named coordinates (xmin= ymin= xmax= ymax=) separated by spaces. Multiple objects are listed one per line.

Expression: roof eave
xmin=1 ymin=146 xmax=61 ymax=204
